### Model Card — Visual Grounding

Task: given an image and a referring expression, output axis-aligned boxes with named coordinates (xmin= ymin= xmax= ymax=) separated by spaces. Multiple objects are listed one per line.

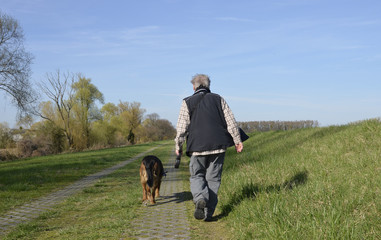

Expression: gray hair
xmin=191 ymin=74 xmax=211 ymax=89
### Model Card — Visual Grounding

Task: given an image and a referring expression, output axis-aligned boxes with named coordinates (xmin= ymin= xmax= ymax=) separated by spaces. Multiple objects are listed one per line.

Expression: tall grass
xmin=218 ymin=119 xmax=381 ymax=239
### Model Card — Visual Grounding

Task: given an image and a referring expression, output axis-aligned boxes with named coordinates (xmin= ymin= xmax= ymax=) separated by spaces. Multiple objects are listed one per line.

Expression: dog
xmin=140 ymin=155 xmax=165 ymax=204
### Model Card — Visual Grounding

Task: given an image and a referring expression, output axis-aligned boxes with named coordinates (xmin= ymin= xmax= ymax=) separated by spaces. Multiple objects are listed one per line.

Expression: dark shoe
xmin=194 ymin=199 xmax=206 ymax=220
xmin=204 ymin=216 xmax=217 ymax=222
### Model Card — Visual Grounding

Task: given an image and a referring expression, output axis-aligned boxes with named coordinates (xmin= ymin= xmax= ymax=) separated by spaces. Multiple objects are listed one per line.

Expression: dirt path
xmin=129 ymin=152 xmax=192 ymax=240
xmin=0 ymin=146 xmax=161 ymax=236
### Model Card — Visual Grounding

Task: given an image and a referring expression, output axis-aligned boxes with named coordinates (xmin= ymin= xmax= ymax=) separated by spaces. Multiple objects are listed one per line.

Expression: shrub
xmin=0 ymin=149 xmax=17 ymax=161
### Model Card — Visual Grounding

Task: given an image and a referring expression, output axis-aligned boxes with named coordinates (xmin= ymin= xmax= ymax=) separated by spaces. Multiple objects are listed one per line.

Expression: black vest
xmin=185 ymin=88 xmax=234 ymax=156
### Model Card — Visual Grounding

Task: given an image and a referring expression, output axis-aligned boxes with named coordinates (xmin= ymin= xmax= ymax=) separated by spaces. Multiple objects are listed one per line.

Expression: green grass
xmin=3 ymin=142 xmax=174 ymax=239
xmin=0 ymin=141 xmax=166 ymax=215
xmin=2 ymin=119 xmax=381 ymax=239
xmin=218 ymin=119 xmax=381 ymax=239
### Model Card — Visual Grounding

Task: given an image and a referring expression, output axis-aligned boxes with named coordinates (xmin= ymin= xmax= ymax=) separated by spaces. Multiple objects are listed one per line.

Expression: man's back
xmin=185 ymin=88 xmax=234 ymax=155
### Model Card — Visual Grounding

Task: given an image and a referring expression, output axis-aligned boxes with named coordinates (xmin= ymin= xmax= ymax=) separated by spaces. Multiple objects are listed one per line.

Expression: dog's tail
xmin=144 ymin=165 xmax=154 ymax=188
xmin=157 ymin=158 xmax=165 ymax=177
xmin=142 ymin=155 xmax=165 ymax=188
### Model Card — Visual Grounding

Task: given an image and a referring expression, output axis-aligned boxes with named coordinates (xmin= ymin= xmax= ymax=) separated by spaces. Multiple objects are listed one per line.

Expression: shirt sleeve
xmin=221 ymin=97 xmax=241 ymax=145
xmin=174 ymin=100 xmax=190 ymax=152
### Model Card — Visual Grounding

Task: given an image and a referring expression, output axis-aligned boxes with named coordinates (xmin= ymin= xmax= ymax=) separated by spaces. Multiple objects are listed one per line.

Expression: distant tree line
xmin=238 ymin=120 xmax=319 ymax=133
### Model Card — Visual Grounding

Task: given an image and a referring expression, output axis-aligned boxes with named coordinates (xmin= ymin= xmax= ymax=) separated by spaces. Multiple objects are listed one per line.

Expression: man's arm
xmin=221 ymin=97 xmax=243 ymax=153
xmin=174 ymin=100 xmax=190 ymax=155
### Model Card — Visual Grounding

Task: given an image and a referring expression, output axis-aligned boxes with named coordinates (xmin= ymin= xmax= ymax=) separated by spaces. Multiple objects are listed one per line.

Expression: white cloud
xmin=215 ymin=17 xmax=255 ymax=23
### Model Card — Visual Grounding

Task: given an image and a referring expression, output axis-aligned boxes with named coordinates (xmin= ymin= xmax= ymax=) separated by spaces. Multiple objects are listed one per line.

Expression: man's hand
xmin=176 ymin=150 xmax=183 ymax=156
xmin=175 ymin=150 xmax=182 ymax=168
xmin=235 ymin=142 xmax=243 ymax=153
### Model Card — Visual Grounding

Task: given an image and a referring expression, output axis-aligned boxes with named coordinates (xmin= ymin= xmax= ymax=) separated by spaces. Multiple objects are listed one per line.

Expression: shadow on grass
xmin=217 ymin=170 xmax=308 ymax=219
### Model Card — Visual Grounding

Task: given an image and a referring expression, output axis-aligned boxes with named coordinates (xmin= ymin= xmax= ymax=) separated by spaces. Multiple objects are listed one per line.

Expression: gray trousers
xmin=189 ymin=152 xmax=225 ymax=217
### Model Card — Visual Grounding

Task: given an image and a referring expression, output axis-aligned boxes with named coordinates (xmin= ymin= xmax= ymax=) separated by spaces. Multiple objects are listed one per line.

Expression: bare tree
xmin=0 ymin=11 xmax=35 ymax=115
xmin=37 ymin=70 xmax=75 ymax=147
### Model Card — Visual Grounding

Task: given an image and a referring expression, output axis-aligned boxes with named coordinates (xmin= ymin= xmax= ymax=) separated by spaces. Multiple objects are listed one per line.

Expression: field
xmin=217 ymin=119 xmax=381 ymax=239
xmin=0 ymin=142 xmax=162 ymax=215
xmin=1 ymin=119 xmax=381 ymax=239
xmin=1 ymin=141 xmax=174 ymax=239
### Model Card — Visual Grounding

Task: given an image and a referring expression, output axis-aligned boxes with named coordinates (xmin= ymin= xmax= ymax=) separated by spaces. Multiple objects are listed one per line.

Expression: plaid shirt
xmin=174 ymin=94 xmax=241 ymax=156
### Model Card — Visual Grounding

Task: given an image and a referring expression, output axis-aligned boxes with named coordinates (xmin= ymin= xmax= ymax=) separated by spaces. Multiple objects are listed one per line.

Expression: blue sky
xmin=1 ymin=0 xmax=381 ymax=127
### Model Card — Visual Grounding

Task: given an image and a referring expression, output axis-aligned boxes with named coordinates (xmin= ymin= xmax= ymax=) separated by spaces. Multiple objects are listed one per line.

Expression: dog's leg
xmin=155 ymin=177 xmax=162 ymax=198
xmin=150 ymin=181 xmax=157 ymax=204
xmin=140 ymin=162 xmax=148 ymax=203
xmin=151 ymin=190 xmax=156 ymax=204
xmin=142 ymin=182 xmax=148 ymax=202
xmin=155 ymin=187 xmax=160 ymax=198
xmin=146 ymin=184 xmax=154 ymax=204
xmin=150 ymin=185 xmax=156 ymax=204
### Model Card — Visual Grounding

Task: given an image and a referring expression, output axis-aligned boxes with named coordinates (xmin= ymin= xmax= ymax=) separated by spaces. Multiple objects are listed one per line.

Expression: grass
xmin=217 ymin=119 xmax=381 ymax=239
xmin=0 ymin=141 xmax=165 ymax=215
xmin=2 ymin=119 xmax=381 ymax=239
xmin=3 ymin=142 xmax=174 ymax=239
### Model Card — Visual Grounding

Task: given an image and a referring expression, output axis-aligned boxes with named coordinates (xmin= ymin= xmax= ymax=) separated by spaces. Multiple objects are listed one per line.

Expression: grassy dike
xmin=216 ymin=119 xmax=381 ymax=239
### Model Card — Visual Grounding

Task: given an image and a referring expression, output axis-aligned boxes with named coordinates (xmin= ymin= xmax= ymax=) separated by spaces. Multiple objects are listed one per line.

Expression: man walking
xmin=175 ymin=74 xmax=243 ymax=221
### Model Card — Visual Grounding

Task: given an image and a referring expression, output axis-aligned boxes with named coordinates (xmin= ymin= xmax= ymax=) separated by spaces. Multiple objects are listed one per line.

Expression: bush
xmin=0 ymin=149 xmax=17 ymax=161
xmin=16 ymin=135 xmax=51 ymax=158
xmin=0 ymin=122 xmax=14 ymax=149
xmin=17 ymin=137 xmax=38 ymax=157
